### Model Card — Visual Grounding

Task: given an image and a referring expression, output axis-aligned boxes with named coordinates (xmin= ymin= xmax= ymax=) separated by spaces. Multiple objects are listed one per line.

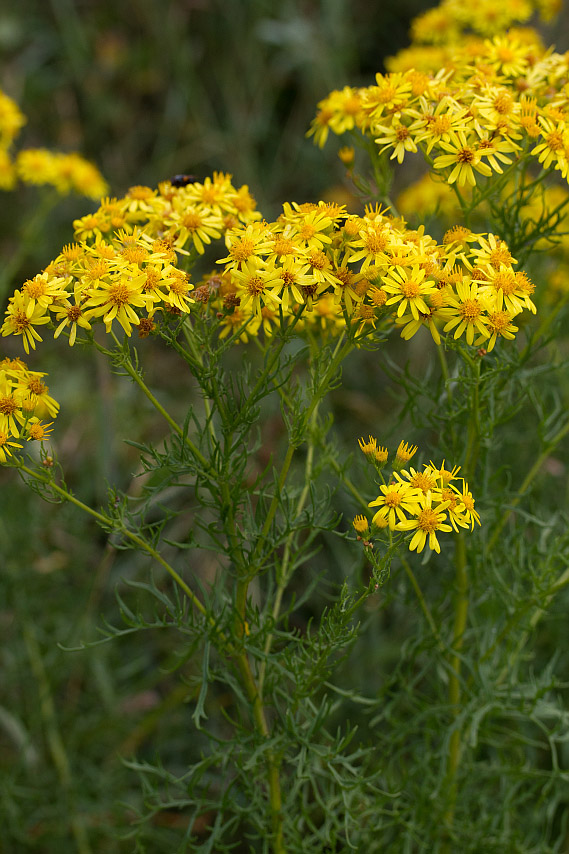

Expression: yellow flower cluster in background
xmin=0 ymin=356 xmax=58 ymax=462
xmin=408 ymin=0 xmax=557 ymax=47
xmin=0 ymin=88 xmax=107 ymax=198
xmin=1 ymin=174 xmax=260 ymax=350
xmin=308 ymin=32 xmax=569 ymax=188
xmin=355 ymin=438 xmax=480 ymax=554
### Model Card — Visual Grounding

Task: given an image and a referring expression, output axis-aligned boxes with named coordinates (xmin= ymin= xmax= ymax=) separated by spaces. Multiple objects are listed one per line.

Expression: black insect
xmin=170 ymin=174 xmax=198 ymax=187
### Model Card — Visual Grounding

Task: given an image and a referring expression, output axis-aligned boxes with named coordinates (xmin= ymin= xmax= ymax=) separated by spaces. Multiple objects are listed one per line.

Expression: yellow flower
xmin=450 ymin=481 xmax=482 ymax=530
xmin=19 ymin=372 xmax=59 ymax=419
xmin=51 ymin=290 xmax=92 ymax=346
xmin=16 ymin=149 xmax=58 ymax=187
xmin=531 ymin=117 xmax=568 ymax=172
xmin=83 ymin=270 xmax=154 ymax=335
xmin=338 ymin=146 xmax=355 ymax=168
xmin=353 ymin=515 xmax=370 ymax=535
xmin=26 ymin=418 xmax=55 ymax=441
xmin=433 ymin=131 xmax=493 ymax=186
xmin=395 ymin=440 xmax=418 ymax=466
xmin=0 ymin=430 xmax=22 ymax=463
xmin=369 ymin=481 xmax=422 ymax=530
xmin=358 ymin=435 xmax=389 ymax=466
xmin=439 ymin=280 xmax=490 ymax=346
xmin=382 ymin=265 xmax=438 ymax=321
xmin=396 ymin=491 xmax=452 ymax=554
xmin=1 ymin=290 xmax=50 ymax=354
xmin=0 ymin=90 xmax=26 ymax=147
xmin=375 ymin=118 xmax=420 ymax=164
xmin=165 ymin=204 xmax=222 ymax=254
xmin=230 ymin=258 xmax=283 ymax=317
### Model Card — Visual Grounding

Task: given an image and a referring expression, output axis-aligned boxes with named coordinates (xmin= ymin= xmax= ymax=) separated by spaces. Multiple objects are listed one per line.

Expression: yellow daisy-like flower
xmin=0 ymin=371 xmax=25 ymax=438
xmin=531 ymin=117 xmax=568 ymax=171
xmin=396 ymin=491 xmax=452 ymax=554
xmin=16 ymin=148 xmax=57 ymax=187
xmin=166 ymin=204 xmax=222 ymax=255
xmin=433 ymin=131 xmax=493 ymax=186
xmin=425 ymin=460 xmax=461 ymax=485
xmin=439 ymin=280 xmax=490 ymax=345
xmin=19 ymin=373 xmax=59 ymax=419
xmin=369 ymin=481 xmax=423 ymax=530
xmin=374 ymin=118 xmax=420 ymax=164
xmin=83 ymin=271 xmax=154 ymax=335
xmin=277 ymin=256 xmax=318 ymax=312
xmin=230 ymin=258 xmax=284 ymax=317
xmin=353 ymin=515 xmax=370 ymax=535
xmin=450 ymin=480 xmax=482 ymax=530
xmin=395 ymin=466 xmax=437 ymax=495
xmin=21 ymin=273 xmax=68 ymax=315
xmin=218 ymin=222 xmax=272 ymax=268
xmin=25 ymin=418 xmax=55 ymax=441
xmin=51 ymin=289 xmax=92 ymax=346
xmin=358 ymin=435 xmax=389 ymax=466
xmin=0 ymin=430 xmax=22 ymax=463
xmin=394 ymin=440 xmax=418 ymax=465
xmin=161 ymin=268 xmax=195 ymax=313
xmin=1 ymin=290 xmax=51 ymax=354
xmin=283 ymin=204 xmax=334 ymax=251
xmin=382 ymin=265 xmax=438 ymax=320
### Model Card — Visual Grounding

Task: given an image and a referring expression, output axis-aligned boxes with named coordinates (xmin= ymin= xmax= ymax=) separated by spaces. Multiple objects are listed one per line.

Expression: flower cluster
xmin=309 ymin=32 xmax=569 ymax=188
xmin=405 ymin=0 xmax=557 ymax=50
xmin=0 ymin=88 xmax=107 ymax=197
xmin=201 ymin=202 xmax=534 ymax=350
xmin=1 ymin=173 xmax=260 ymax=351
xmin=2 ymin=171 xmax=533 ymax=354
xmin=0 ymin=357 xmax=58 ymax=463
xmin=355 ymin=438 xmax=480 ymax=554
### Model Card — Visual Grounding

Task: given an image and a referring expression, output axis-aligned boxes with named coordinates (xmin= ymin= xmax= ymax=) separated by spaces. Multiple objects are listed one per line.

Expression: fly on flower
xmin=170 ymin=174 xmax=198 ymax=187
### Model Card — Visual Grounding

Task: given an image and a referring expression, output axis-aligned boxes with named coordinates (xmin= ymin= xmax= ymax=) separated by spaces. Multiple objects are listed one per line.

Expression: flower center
xmin=417 ymin=508 xmax=440 ymax=532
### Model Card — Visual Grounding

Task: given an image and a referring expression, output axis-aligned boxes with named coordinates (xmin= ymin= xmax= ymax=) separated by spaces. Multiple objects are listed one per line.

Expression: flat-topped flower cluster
xmin=0 ymin=173 xmax=259 ymax=351
xmin=355 ymin=438 xmax=480 ymax=554
xmin=308 ymin=32 xmax=569 ymax=188
xmin=206 ymin=205 xmax=535 ymax=349
xmin=0 ymin=357 xmax=58 ymax=462
xmin=1 ymin=171 xmax=535 ymax=352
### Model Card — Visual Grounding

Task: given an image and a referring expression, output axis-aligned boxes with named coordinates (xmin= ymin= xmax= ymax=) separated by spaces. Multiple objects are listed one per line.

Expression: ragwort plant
xmin=3 ymin=17 xmax=569 ymax=854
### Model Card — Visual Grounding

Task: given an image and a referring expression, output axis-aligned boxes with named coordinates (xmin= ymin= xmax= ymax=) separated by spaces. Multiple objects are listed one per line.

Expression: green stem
xmin=250 ymin=334 xmax=353 ymax=572
xmin=235 ymin=647 xmax=285 ymax=853
xmin=437 ymin=344 xmax=457 ymax=453
xmin=258 ymin=403 xmax=320 ymax=694
xmin=15 ymin=461 xmax=235 ymax=655
xmin=107 ymin=332 xmax=210 ymax=470
xmin=181 ymin=321 xmax=217 ymax=446
xmin=443 ymin=353 xmax=481 ymax=839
